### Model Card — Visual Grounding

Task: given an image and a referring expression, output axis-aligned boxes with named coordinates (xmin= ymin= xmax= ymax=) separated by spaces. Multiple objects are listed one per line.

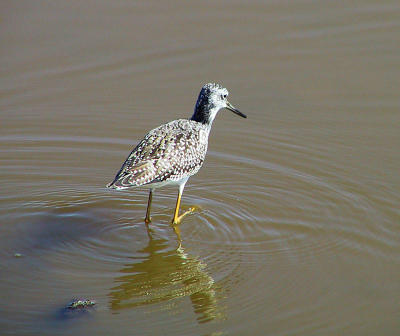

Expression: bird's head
xmin=191 ymin=83 xmax=246 ymax=125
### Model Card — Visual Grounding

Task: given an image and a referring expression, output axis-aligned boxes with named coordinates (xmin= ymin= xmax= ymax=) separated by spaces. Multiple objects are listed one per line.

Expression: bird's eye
xmin=221 ymin=94 xmax=227 ymax=100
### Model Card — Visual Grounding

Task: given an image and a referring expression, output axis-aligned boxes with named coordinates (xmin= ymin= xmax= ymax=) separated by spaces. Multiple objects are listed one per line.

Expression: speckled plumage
xmin=107 ymin=83 xmax=246 ymax=230
xmin=107 ymin=119 xmax=209 ymax=189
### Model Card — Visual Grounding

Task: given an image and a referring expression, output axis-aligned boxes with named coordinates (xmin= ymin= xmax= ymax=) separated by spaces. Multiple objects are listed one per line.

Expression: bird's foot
xmin=171 ymin=206 xmax=200 ymax=242
xmin=171 ymin=206 xmax=200 ymax=226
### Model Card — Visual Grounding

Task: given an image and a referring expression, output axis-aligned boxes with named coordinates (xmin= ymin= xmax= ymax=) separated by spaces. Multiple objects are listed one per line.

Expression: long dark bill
xmin=226 ymin=101 xmax=247 ymax=118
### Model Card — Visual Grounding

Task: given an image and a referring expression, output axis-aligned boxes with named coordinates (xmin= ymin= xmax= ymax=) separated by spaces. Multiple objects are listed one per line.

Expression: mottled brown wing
xmin=106 ymin=161 xmax=157 ymax=189
xmin=107 ymin=132 xmax=170 ymax=189
xmin=107 ymin=120 xmax=207 ymax=190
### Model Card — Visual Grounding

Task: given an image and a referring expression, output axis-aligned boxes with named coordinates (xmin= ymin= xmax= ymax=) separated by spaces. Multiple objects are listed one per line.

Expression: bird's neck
xmin=190 ymin=106 xmax=219 ymax=126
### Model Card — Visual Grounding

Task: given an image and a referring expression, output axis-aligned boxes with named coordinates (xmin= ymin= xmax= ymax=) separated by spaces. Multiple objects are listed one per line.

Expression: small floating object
xmin=58 ymin=298 xmax=96 ymax=320
xmin=66 ymin=298 xmax=96 ymax=310
xmin=14 ymin=253 xmax=23 ymax=258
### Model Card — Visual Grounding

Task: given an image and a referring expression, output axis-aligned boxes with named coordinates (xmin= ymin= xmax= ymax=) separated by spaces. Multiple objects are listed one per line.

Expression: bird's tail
xmin=106 ymin=181 xmax=125 ymax=189
xmin=106 ymin=177 xmax=132 ymax=190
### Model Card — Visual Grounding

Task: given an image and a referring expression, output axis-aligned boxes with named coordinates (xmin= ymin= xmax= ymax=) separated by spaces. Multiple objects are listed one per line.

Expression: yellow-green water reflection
xmin=109 ymin=229 xmax=224 ymax=324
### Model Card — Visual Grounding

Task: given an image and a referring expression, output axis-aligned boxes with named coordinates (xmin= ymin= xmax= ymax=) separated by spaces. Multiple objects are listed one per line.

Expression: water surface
xmin=1 ymin=1 xmax=399 ymax=335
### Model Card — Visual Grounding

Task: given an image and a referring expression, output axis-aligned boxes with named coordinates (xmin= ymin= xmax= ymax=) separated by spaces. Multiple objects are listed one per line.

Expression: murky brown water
xmin=1 ymin=1 xmax=399 ymax=335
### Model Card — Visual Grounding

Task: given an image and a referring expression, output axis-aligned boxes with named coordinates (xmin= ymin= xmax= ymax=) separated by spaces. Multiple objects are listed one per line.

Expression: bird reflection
xmin=108 ymin=227 xmax=224 ymax=323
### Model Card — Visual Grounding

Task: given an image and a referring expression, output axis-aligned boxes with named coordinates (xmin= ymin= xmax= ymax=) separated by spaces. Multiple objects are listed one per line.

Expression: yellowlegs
xmin=107 ymin=83 xmax=246 ymax=231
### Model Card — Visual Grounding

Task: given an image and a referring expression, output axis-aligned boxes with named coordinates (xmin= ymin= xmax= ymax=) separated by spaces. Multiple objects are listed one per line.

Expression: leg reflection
xmin=109 ymin=225 xmax=224 ymax=323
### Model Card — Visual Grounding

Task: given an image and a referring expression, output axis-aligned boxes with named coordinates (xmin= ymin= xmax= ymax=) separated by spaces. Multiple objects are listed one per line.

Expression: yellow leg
xmin=145 ymin=189 xmax=153 ymax=224
xmin=173 ymin=223 xmax=182 ymax=243
xmin=171 ymin=189 xmax=198 ymax=227
xmin=170 ymin=179 xmax=196 ymax=242
xmin=172 ymin=190 xmax=182 ymax=225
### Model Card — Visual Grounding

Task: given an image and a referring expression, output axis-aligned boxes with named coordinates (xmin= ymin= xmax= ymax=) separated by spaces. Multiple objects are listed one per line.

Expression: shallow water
xmin=1 ymin=1 xmax=399 ymax=335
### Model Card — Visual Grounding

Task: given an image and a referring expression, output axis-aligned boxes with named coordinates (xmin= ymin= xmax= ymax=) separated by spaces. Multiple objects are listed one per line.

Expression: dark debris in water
xmin=66 ymin=298 xmax=96 ymax=310
xmin=58 ymin=298 xmax=96 ymax=320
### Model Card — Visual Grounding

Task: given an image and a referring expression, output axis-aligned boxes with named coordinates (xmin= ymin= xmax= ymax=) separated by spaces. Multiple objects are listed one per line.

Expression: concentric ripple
xmin=0 ymin=126 xmax=397 ymax=327
xmin=1 ymin=105 xmax=399 ymax=336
